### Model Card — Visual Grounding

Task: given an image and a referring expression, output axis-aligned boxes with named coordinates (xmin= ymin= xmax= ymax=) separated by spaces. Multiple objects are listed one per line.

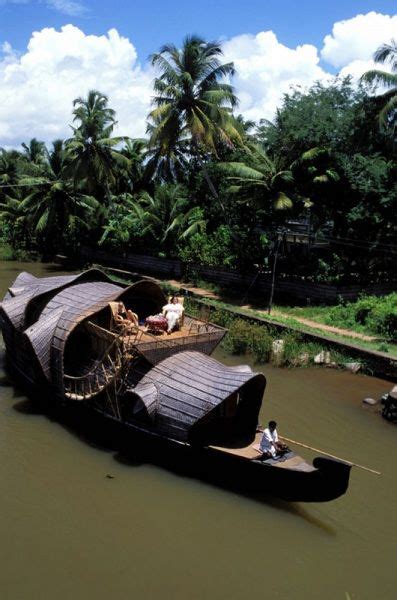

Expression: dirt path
xmin=167 ymin=280 xmax=220 ymax=300
xmin=267 ymin=310 xmax=378 ymax=341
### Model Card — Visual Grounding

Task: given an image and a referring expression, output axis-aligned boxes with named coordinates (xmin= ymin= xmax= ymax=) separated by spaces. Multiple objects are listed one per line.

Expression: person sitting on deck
xmin=259 ymin=421 xmax=287 ymax=459
xmin=114 ymin=301 xmax=139 ymax=330
xmin=162 ymin=295 xmax=184 ymax=334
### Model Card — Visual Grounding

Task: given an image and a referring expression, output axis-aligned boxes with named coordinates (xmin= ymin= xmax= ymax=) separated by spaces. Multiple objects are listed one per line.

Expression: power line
xmin=323 ymin=235 xmax=397 ymax=251
xmin=0 ymin=182 xmax=52 ymax=189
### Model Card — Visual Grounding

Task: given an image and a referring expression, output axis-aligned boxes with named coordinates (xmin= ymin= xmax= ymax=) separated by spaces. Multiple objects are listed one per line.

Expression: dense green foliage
xmin=278 ymin=293 xmax=397 ymax=341
xmin=0 ymin=37 xmax=395 ymax=285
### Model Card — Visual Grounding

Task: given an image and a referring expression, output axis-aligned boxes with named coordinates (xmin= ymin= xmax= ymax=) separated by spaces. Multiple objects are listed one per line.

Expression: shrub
xmin=210 ymin=308 xmax=234 ymax=328
xmin=282 ymin=332 xmax=304 ymax=364
xmin=323 ymin=303 xmax=357 ymax=329
xmin=367 ymin=301 xmax=397 ymax=341
xmin=223 ymin=319 xmax=255 ymax=355
xmin=250 ymin=327 xmax=273 ymax=363
xmin=354 ymin=296 xmax=378 ymax=324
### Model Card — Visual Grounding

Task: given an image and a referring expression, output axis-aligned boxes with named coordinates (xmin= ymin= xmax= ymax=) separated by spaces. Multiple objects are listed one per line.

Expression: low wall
xmin=78 ymin=248 xmax=396 ymax=304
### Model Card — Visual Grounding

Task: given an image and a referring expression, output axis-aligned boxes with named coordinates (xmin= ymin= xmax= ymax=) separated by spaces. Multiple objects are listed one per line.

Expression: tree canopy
xmin=0 ymin=37 xmax=395 ymax=285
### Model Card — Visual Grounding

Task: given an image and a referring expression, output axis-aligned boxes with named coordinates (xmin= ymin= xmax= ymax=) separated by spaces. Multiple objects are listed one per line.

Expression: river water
xmin=0 ymin=261 xmax=396 ymax=600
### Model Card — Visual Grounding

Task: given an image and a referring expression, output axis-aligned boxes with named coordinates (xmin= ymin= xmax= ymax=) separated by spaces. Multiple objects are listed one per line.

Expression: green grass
xmin=273 ymin=294 xmax=397 ymax=344
xmin=184 ymin=296 xmax=397 ymax=358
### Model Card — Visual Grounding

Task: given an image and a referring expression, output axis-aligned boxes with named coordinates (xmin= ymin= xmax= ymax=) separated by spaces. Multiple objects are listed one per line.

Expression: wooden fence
xmin=78 ymin=248 xmax=396 ymax=304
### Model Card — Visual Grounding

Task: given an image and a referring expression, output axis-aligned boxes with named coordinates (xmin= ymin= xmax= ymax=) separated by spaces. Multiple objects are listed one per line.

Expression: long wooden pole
xmin=280 ymin=435 xmax=381 ymax=475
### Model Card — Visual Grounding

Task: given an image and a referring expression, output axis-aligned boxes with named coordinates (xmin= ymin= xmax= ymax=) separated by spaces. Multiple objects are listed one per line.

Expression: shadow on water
xmin=9 ymin=393 xmax=336 ymax=535
xmin=113 ymin=448 xmax=337 ymax=535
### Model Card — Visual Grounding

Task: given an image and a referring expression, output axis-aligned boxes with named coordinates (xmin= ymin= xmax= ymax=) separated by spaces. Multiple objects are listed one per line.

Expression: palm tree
xmin=21 ymin=138 xmax=47 ymax=165
xmin=0 ymin=148 xmax=21 ymax=194
xmin=148 ymin=36 xmax=242 ymax=181
xmin=116 ymin=138 xmax=150 ymax=194
xmin=361 ymin=39 xmax=397 ymax=133
xmin=219 ymin=144 xmax=294 ymax=210
xmin=129 ymin=183 xmax=206 ymax=252
xmin=65 ymin=90 xmax=129 ymax=197
xmin=16 ymin=140 xmax=98 ymax=253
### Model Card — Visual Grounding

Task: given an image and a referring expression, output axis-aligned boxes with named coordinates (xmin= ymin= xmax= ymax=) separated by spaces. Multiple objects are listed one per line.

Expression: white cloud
xmin=321 ymin=12 xmax=397 ymax=68
xmin=222 ymin=31 xmax=330 ymax=122
xmin=1 ymin=13 xmax=396 ymax=148
xmin=0 ymin=0 xmax=87 ymax=15
xmin=0 ymin=25 xmax=154 ymax=146
xmin=44 ymin=1 xmax=87 ymax=17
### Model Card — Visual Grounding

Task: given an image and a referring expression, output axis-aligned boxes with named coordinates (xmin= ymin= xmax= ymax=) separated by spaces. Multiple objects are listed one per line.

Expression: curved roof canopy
xmin=0 ymin=269 xmax=167 ymax=387
xmin=131 ymin=351 xmax=266 ymax=442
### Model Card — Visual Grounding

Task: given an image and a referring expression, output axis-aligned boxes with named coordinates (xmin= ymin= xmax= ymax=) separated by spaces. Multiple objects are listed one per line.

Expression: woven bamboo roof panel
xmin=0 ymin=268 xmax=115 ymax=331
xmin=0 ymin=291 xmax=36 ymax=329
xmin=132 ymin=351 xmax=266 ymax=441
xmin=24 ymin=308 xmax=64 ymax=380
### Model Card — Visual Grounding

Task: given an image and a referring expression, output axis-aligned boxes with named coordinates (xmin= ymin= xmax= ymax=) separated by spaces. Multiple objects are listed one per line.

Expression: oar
xmin=280 ymin=435 xmax=381 ymax=475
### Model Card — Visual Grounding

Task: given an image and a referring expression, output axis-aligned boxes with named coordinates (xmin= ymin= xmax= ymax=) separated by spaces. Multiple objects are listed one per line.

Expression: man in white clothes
xmin=259 ymin=420 xmax=287 ymax=458
xmin=162 ymin=295 xmax=184 ymax=334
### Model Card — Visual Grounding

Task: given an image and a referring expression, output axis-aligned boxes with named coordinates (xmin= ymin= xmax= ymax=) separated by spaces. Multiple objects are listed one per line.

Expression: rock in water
xmin=314 ymin=351 xmax=325 ymax=364
xmin=271 ymin=339 xmax=285 ymax=367
xmin=363 ymin=397 xmax=377 ymax=405
xmin=345 ymin=362 xmax=361 ymax=373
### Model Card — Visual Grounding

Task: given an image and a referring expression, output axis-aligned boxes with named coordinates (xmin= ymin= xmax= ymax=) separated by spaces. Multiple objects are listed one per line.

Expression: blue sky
xmin=0 ymin=1 xmax=396 ymax=146
xmin=1 ymin=0 xmax=395 ymax=65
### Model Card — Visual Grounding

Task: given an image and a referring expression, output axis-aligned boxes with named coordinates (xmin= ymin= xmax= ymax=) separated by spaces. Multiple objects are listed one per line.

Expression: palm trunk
xmin=193 ymin=147 xmax=228 ymax=218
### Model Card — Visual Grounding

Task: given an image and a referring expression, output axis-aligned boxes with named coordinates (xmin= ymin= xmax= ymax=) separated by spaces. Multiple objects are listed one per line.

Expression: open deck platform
xmin=210 ymin=432 xmax=316 ymax=472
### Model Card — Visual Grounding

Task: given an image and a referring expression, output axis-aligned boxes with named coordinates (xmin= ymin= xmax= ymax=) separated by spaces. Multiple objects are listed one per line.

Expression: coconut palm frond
xmin=274 ymin=192 xmax=293 ymax=210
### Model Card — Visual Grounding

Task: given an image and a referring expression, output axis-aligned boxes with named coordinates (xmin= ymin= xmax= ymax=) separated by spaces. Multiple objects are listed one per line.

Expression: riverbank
xmin=91 ymin=265 xmax=397 ymax=381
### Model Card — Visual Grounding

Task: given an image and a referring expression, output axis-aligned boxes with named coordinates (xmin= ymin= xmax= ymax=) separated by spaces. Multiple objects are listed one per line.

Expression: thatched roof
xmin=0 ymin=269 xmax=167 ymax=389
xmin=130 ymin=350 xmax=266 ymax=441
xmin=0 ymin=269 xmax=114 ymax=330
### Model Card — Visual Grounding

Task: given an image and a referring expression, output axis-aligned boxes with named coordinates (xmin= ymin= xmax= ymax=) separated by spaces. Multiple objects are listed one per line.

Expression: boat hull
xmin=80 ymin=404 xmax=352 ymax=503
xmin=1 ymin=347 xmax=351 ymax=503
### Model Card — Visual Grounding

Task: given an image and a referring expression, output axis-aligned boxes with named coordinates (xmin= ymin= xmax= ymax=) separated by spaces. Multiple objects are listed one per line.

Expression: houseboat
xmin=0 ymin=268 xmax=351 ymax=502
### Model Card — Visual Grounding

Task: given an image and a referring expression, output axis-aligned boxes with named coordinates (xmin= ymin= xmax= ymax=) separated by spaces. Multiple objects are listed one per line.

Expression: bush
xmin=323 ymin=303 xmax=357 ymax=329
xmin=282 ymin=332 xmax=304 ymax=364
xmin=250 ymin=327 xmax=273 ymax=363
xmin=367 ymin=301 xmax=397 ymax=341
xmin=222 ymin=319 xmax=272 ymax=363
xmin=319 ymin=293 xmax=397 ymax=341
xmin=210 ymin=308 xmax=234 ymax=328
xmin=354 ymin=296 xmax=378 ymax=324
xmin=224 ymin=319 xmax=255 ymax=355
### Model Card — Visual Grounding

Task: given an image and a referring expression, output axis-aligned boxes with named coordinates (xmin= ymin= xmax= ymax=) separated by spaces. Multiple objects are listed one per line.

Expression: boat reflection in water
xmin=0 ymin=269 xmax=351 ymax=502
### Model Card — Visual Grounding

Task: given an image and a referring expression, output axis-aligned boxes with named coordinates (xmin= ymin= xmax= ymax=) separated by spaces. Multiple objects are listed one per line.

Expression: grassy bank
xmin=170 ymin=276 xmax=397 ymax=356
xmin=274 ymin=293 xmax=397 ymax=343
xmin=184 ymin=297 xmax=356 ymax=368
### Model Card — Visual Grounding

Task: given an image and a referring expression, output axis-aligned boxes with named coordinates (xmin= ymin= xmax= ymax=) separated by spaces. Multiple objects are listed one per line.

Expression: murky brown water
xmin=0 ymin=261 xmax=396 ymax=600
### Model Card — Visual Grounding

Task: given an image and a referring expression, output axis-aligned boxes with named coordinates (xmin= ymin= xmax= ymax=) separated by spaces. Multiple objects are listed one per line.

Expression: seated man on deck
xmin=114 ymin=301 xmax=139 ymax=330
xmin=162 ymin=295 xmax=184 ymax=334
xmin=259 ymin=421 xmax=287 ymax=459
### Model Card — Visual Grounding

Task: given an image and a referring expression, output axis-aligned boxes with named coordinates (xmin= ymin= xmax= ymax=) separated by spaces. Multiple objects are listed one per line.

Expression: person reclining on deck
xmin=115 ymin=302 xmax=139 ymax=329
xmin=162 ymin=296 xmax=184 ymax=334
xmin=260 ymin=421 xmax=287 ymax=458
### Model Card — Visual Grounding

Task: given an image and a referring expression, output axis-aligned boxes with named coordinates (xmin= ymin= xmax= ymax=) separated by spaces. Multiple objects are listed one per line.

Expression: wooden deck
xmin=136 ymin=324 xmax=198 ymax=343
xmin=210 ymin=433 xmax=316 ymax=472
